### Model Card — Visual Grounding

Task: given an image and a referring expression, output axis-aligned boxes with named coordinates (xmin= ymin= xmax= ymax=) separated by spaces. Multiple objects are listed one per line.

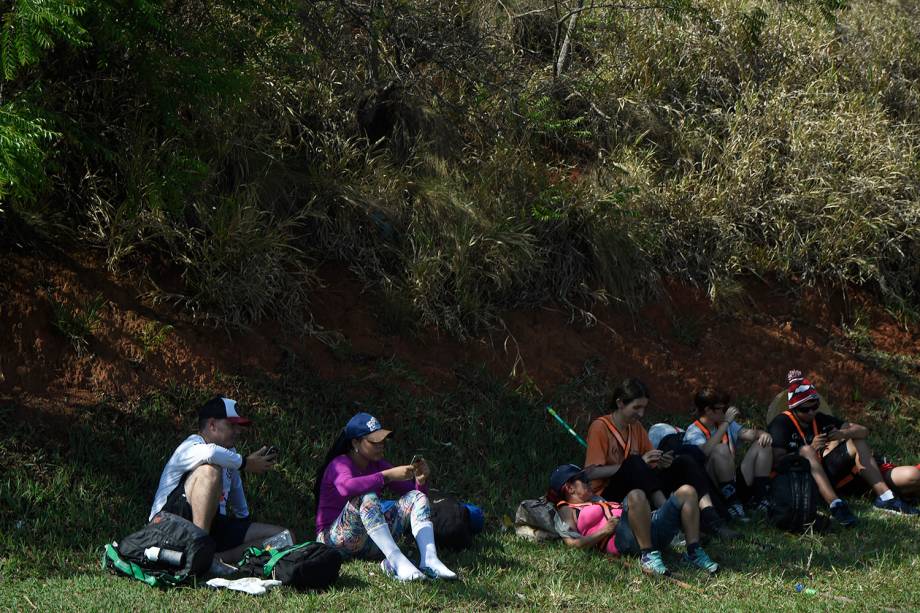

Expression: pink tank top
xmin=573 ymin=502 xmax=622 ymax=556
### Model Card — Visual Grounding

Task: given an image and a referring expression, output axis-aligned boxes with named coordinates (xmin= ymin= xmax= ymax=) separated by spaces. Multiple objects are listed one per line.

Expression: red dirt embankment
xmin=3 ymin=250 xmax=918 ymax=418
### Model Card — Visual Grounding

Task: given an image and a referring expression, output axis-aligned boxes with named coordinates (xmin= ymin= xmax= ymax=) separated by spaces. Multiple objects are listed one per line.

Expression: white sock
xmin=879 ymin=489 xmax=895 ymax=502
xmin=830 ymin=498 xmax=843 ymax=509
xmin=413 ymin=521 xmax=456 ymax=579
xmin=367 ymin=525 xmax=423 ymax=581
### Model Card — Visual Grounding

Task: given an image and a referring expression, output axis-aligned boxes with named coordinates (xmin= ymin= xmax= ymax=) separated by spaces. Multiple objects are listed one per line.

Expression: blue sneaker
xmin=830 ymin=500 xmax=858 ymax=527
xmin=873 ymin=497 xmax=919 ymax=515
xmin=640 ymin=550 xmax=670 ymax=576
xmin=682 ymin=547 xmax=719 ymax=574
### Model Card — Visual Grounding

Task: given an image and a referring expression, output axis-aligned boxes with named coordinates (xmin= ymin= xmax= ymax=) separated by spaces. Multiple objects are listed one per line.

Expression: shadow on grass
xmin=686 ymin=507 xmax=920 ymax=577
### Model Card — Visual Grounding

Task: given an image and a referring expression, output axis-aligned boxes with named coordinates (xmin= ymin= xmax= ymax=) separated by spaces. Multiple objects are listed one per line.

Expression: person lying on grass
xmin=768 ymin=370 xmax=920 ymax=504
xmin=584 ymin=377 xmax=740 ymax=540
xmin=684 ymin=387 xmax=773 ymax=521
xmin=548 ymin=464 xmax=719 ymax=575
xmin=149 ymin=396 xmax=290 ymax=574
xmin=313 ymin=412 xmax=456 ymax=582
xmin=769 ymin=372 xmax=919 ymax=527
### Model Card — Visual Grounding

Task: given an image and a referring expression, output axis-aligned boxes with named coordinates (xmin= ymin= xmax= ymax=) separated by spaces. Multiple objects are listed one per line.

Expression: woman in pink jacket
xmin=313 ymin=412 xmax=456 ymax=581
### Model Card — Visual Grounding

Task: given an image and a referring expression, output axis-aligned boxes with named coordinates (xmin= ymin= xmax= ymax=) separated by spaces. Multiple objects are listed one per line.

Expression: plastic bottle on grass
xmin=794 ymin=582 xmax=817 ymax=596
xmin=261 ymin=529 xmax=294 ymax=550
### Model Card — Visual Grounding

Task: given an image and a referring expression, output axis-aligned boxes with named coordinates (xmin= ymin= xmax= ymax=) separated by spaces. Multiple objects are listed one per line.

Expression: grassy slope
xmin=2 ymin=360 xmax=919 ymax=610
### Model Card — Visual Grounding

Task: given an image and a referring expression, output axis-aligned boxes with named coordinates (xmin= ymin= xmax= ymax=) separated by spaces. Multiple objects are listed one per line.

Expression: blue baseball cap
xmin=549 ymin=464 xmax=587 ymax=495
xmin=344 ymin=412 xmax=392 ymax=443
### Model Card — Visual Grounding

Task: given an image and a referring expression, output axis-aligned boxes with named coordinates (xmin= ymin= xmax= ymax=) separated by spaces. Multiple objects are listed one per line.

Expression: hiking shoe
xmin=682 ymin=547 xmax=719 ymax=574
xmin=640 ymin=550 xmax=670 ymax=576
xmin=830 ymin=501 xmax=858 ymax=527
xmin=727 ymin=503 xmax=750 ymax=523
xmin=750 ymin=498 xmax=771 ymax=515
xmin=873 ymin=497 xmax=920 ymax=516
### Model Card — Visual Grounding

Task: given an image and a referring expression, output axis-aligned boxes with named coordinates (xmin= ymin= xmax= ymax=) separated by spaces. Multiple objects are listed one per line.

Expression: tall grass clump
xmin=5 ymin=0 xmax=920 ymax=335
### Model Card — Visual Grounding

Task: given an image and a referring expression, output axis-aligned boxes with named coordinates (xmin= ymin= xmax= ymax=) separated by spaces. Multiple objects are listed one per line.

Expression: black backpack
xmin=236 ymin=541 xmax=342 ymax=591
xmin=769 ymin=454 xmax=818 ymax=532
xmin=430 ymin=493 xmax=474 ymax=551
xmin=102 ymin=512 xmax=216 ymax=587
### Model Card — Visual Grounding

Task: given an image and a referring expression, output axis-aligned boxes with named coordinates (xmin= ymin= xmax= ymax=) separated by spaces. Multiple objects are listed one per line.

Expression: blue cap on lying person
xmin=549 ymin=464 xmax=588 ymax=495
xmin=344 ymin=412 xmax=393 ymax=443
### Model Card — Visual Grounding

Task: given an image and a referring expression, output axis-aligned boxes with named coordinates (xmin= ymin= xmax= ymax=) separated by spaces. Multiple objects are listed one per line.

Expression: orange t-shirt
xmin=585 ymin=415 xmax=653 ymax=495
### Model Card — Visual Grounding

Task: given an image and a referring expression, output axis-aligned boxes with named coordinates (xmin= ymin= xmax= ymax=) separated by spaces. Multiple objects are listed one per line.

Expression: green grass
xmin=2 ymin=361 xmax=919 ymax=610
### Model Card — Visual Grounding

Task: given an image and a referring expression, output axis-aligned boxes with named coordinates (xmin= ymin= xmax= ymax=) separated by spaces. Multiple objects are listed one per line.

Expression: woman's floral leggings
xmin=318 ymin=490 xmax=431 ymax=558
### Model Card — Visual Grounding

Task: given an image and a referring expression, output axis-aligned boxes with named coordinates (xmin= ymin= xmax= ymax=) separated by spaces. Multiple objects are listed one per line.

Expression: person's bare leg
xmin=845 ymin=439 xmax=887 ymax=496
xmin=740 ymin=444 xmax=771 ymax=485
xmin=886 ymin=466 xmax=920 ymax=497
xmin=625 ymin=489 xmax=653 ymax=550
xmin=699 ymin=493 xmax=715 ymax=510
xmin=184 ymin=464 xmax=222 ymax=532
xmin=218 ymin=522 xmax=292 ymax=563
xmin=709 ymin=444 xmax=735 ymax=482
xmin=674 ymin=485 xmax=700 ymax=543
xmin=799 ymin=446 xmax=838 ymax=503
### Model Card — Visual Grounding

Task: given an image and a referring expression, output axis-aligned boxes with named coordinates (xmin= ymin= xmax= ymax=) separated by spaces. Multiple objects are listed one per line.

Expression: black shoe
xmin=830 ymin=501 xmax=858 ymax=527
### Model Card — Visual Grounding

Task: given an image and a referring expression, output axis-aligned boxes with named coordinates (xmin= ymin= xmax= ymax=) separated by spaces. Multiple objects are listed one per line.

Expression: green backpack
xmin=102 ymin=543 xmax=195 ymax=588
xmin=235 ymin=541 xmax=342 ymax=591
xmin=101 ymin=512 xmax=215 ymax=588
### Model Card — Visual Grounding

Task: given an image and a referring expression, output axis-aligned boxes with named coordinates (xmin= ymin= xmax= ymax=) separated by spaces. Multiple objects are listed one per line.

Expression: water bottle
xmin=261 ymin=529 xmax=294 ymax=550
xmin=144 ymin=546 xmax=184 ymax=567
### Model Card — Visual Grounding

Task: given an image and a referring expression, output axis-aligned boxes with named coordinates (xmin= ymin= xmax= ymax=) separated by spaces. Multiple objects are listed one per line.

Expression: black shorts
xmin=161 ymin=472 xmax=252 ymax=552
xmin=822 ymin=442 xmax=857 ymax=487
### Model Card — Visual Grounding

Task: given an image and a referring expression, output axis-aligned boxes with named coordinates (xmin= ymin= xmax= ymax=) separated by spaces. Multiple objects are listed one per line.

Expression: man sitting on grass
xmin=768 ymin=370 xmax=920 ymax=504
xmin=149 ymin=396 xmax=291 ymax=572
xmin=684 ymin=388 xmax=773 ymax=521
xmin=549 ymin=464 xmax=719 ymax=576
xmin=768 ymin=373 xmax=919 ymax=527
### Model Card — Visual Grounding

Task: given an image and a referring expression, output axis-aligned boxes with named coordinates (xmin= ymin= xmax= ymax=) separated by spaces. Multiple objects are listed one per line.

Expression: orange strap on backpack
xmin=598 ymin=416 xmax=631 ymax=458
xmin=783 ymin=410 xmax=822 ymax=463
xmin=557 ymin=500 xmax=622 ymax=519
xmin=556 ymin=500 xmax=621 ymax=551
xmin=692 ymin=419 xmax=735 ymax=456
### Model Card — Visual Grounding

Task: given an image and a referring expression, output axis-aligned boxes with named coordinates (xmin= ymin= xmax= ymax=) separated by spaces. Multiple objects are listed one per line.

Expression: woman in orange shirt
xmin=585 ymin=378 xmax=739 ymax=540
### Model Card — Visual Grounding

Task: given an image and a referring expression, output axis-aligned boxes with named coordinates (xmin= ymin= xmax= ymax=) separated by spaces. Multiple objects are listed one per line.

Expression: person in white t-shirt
xmin=149 ymin=396 xmax=291 ymax=565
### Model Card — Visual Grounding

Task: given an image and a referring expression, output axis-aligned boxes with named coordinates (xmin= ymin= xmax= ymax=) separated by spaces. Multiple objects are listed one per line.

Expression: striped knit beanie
xmin=787 ymin=370 xmax=820 ymax=409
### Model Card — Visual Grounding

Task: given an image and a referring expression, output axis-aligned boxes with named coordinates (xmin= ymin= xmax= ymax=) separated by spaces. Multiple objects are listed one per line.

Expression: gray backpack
xmin=514 ymin=498 xmax=560 ymax=541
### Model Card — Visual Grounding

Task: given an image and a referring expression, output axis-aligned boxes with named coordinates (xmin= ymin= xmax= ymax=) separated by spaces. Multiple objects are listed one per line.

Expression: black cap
xmin=549 ymin=464 xmax=587 ymax=495
xmin=198 ymin=396 xmax=252 ymax=425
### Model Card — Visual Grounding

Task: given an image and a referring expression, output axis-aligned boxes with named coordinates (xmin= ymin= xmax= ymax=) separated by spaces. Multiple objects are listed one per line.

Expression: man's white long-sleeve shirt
xmin=149 ymin=434 xmax=249 ymax=521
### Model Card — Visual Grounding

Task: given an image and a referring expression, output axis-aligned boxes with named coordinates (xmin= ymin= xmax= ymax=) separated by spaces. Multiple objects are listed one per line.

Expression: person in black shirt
xmin=768 ymin=374 xmax=918 ymax=526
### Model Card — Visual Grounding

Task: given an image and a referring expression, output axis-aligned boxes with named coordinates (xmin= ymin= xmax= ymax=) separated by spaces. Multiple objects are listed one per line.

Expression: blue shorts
xmin=614 ymin=494 xmax=683 ymax=555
